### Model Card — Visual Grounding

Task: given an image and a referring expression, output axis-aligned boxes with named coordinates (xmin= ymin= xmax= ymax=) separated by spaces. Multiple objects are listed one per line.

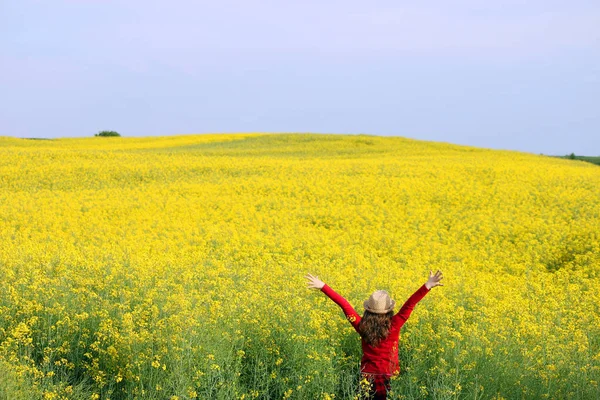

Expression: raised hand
xmin=425 ymin=270 xmax=444 ymax=290
xmin=305 ymin=273 xmax=325 ymax=290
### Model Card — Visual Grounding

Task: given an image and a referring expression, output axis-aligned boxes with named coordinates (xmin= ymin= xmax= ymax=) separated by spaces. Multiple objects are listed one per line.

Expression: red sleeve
xmin=321 ymin=284 xmax=361 ymax=331
xmin=394 ymin=284 xmax=430 ymax=325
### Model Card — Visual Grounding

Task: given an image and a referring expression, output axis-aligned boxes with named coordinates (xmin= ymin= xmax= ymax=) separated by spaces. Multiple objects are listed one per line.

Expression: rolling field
xmin=0 ymin=133 xmax=599 ymax=399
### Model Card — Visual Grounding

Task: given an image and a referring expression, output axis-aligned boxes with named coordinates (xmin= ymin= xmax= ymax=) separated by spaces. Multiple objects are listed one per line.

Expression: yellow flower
xmin=0 ymin=134 xmax=598 ymax=399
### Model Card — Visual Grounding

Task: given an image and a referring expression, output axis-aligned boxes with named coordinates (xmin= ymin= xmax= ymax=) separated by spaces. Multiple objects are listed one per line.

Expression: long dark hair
xmin=358 ymin=310 xmax=394 ymax=347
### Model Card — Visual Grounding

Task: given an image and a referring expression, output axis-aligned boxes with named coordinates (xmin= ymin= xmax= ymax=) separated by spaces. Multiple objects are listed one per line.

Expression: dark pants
xmin=360 ymin=373 xmax=391 ymax=399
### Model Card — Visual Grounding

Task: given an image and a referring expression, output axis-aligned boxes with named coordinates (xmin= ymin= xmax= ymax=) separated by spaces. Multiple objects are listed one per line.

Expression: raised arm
xmin=395 ymin=270 xmax=443 ymax=324
xmin=305 ymin=273 xmax=361 ymax=331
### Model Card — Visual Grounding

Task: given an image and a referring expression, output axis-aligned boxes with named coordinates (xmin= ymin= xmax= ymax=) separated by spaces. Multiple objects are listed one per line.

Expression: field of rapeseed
xmin=0 ymin=133 xmax=599 ymax=400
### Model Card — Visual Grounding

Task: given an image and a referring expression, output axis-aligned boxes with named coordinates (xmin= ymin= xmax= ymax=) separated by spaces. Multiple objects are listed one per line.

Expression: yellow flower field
xmin=0 ymin=133 xmax=599 ymax=399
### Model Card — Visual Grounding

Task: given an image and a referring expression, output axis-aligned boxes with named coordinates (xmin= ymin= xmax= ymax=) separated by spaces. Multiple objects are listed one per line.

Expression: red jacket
xmin=321 ymin=283 xmax=430 ymax=376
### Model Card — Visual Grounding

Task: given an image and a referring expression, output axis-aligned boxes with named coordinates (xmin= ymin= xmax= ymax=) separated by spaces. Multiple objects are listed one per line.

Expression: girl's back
xmin=360 ymin=315 xmax=403 ymax=375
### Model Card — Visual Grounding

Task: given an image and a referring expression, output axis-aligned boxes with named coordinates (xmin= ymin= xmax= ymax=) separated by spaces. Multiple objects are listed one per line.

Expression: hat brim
xmin=363 ymin=299 xmax=396 ymax=314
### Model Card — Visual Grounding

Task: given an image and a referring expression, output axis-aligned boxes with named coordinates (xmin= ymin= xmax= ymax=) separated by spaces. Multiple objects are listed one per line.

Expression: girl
xmin=305 ymin=271 xmax=443 ymax=399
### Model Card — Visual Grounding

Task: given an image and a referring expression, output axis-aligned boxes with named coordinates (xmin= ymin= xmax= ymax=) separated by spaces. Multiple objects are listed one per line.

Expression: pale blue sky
xmin=1 ymin=0 xmax=599 ymax=154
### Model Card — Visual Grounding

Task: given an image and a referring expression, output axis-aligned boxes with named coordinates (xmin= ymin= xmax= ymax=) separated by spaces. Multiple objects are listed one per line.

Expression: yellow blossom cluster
xmin=0 ymin=133 xmax=598 ymax=399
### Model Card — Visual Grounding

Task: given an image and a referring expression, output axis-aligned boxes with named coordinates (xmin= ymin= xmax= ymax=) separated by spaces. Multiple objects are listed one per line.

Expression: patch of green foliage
xmin=95 ymin=130 xmax=121 ymax=137
xmin=552 ymin=153 xmax=600 ymax=166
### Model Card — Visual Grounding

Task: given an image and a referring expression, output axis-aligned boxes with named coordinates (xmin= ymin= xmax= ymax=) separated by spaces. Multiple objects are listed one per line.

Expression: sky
xmin=1 ymin=0 xmax=599 ymax=155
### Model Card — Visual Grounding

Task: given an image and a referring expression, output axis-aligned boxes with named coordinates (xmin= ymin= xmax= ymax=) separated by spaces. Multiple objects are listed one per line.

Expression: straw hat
xmin=363 ymin=290 xmax=396 ymax=314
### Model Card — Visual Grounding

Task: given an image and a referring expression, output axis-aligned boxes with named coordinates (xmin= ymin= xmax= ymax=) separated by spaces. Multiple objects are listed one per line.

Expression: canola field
xmin=0 ymin=133 xmax=599 ymax=400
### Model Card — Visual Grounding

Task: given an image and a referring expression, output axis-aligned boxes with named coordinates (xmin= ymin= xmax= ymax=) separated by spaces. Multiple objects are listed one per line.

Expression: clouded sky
xmin=1 ymin=0 xmax=599 ymax=154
